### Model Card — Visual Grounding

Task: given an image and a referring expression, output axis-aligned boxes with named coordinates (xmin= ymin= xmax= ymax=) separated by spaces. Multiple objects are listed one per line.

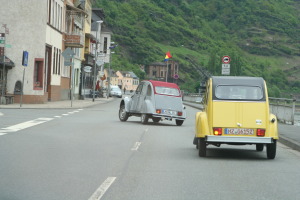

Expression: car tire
xmin=256 ymin=144 xmax=264 ymax=151
xmin=175 ymin=120 xmax=184 ymax=126
xmin=152 ymin=117 xmax=161 ymax=123
xmin=141 ymin=114 xmax=149 ymax=124
xmin=119 ymin=105 xmax=129 ymax=122
xmin=198 ymin=138 xmax=206 ymax=157
xmin=193 ymin=137 xmax=199 ymax=149
xmin=266 ymin=140 xmax=277 ymax=159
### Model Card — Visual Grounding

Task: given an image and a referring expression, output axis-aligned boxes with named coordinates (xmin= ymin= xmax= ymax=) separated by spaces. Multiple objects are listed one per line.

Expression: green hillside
xmin=94 ymin=0 xmax=300 ymax=96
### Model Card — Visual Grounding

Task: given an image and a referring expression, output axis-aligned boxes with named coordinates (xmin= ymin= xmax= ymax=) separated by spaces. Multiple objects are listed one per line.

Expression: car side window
xmin=146 ymin=85 xmax=152 ymax=96
xmin=135 ymin=84 xmax=143 ymax=94
xmin=141 ymin=84 xmax=148 ymax=96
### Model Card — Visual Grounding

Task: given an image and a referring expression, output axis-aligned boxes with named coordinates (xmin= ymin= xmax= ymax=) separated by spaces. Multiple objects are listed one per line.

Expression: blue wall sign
xmin=22 ymin=51 xmax=28 ymax=67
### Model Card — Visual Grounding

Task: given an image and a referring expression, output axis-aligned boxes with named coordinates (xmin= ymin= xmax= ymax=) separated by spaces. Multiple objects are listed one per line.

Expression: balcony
xmin=65 ymin=33 xmax=84 ymax=48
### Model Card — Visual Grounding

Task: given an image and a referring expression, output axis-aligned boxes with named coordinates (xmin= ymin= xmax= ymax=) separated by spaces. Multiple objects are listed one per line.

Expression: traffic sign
xmin=83 ymin=66 xmax=92 ymax=73
xmin=0 ymin=33 xmax=5 ymax=44
xmin=22 ymin=51 xmax=29 ymax=67
xmin=96 ymin=59 xmax=104 ymax=66
xmin=222 ymin=64 xmax=230 ymax=75
xmin=62 ymin=47 xmax=75 ymax=59
xmin=173 ymin=74 xmax=179 ymax=79
xmin=222 ymin=56 xmax=231 ymax=64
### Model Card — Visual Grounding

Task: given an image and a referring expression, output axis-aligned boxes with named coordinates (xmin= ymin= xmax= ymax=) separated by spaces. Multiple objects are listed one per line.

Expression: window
xmin=215 ymin=85 xmax=263 ymax=100
xmin=155 ymin=86 xmax=180 ymax=96
xmin=34 ymin=59 xmax=44 ymax=89
xmin=53 ymin=47 xmax=56 ymax=74
xmin=103 ymin=37 xmax=107 ymax=53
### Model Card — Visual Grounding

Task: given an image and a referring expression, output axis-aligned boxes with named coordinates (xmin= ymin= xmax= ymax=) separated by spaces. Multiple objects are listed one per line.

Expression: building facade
xmin=0 ymin=0 xmax=113 ymax=104
xmin=146 ymin=60 xmax=179 ymax=83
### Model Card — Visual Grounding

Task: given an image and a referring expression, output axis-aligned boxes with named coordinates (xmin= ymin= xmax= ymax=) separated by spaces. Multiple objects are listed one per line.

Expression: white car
xmin=118 ymin=80 xmax=186 ymax=126
xmin=110 ymin=86 xmax=122 ymax=98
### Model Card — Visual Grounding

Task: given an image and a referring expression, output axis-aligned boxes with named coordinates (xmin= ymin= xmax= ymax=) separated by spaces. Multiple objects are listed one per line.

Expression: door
xmin=130 ymin=83 xmax=143 ymax=112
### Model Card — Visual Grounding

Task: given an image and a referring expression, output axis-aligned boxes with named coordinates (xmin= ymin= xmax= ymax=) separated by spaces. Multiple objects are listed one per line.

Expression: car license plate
xmin=224 ymin=128 xmax=254 ymax=135
xmin=162 ymin=109 xmax=176 ymax=115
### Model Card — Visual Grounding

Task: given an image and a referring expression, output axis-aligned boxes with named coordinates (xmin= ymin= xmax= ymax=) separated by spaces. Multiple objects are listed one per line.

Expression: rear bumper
xmin=152 ymin=114 xmax=185 ymax=120
xmin=206 ymin=136 xmax=274 ymax=144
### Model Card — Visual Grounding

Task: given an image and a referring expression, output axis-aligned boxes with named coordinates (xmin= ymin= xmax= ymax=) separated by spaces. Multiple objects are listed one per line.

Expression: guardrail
xmin=182 ymin=93 xmax=202 ymax=103
xmin=269 ymin=97 xmax=296 ymax=125
xmin=183 ymin=93 xmax=297 ymax=125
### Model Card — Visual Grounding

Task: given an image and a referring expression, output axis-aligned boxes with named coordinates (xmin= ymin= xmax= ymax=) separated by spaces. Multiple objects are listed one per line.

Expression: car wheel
xmin=256 ymin=144 xmax=264 ymax=151
xmin=119 ymin=105 xmax=129 ymax=122
xmin=152 ymin=117 xmax=161 ymax=123
xmin=175 ymin=120 xmax=184 ymax=126
xmin=193 ymin=137 xmax=199 ymax=149
xmin=141 ymin=114 xmax=149 ymax=124
xmin=266 ymin=140 xmax=277 ymax=159
xmin=198 ymin=138 xmax=206 ymax=157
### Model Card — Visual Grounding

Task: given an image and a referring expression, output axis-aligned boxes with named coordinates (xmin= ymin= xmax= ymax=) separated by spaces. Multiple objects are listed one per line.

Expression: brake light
xmin=257 ymin=129 xmax=265 ymax=137
xmin=178 ymin=111 xmax=182 ymax=116
xmin=213 ymin=127 xmax=222 ymax=135
xmin=156 ymin=109 xmax=161 ymax=114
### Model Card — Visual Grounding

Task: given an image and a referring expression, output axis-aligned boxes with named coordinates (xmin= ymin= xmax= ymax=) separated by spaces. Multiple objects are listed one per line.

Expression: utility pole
xmin=92 ymin=20 xmax=103 ymax=102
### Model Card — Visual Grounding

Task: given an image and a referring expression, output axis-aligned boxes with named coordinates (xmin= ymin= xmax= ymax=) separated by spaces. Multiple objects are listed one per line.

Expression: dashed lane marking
xmin=88 ymin=177 xmax=116 ymax=200
xmin=131 ymin=142 xmax=142 ymax=151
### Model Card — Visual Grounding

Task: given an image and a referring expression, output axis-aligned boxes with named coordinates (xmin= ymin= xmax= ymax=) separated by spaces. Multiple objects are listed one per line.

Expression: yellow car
xmin=194 ymin=76 xmax=278 ymax=159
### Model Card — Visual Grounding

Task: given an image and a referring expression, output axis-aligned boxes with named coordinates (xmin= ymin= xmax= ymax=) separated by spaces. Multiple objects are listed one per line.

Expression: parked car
xmin=118 ymin=80 xmax=186 ymax=125
xmin=110 ymin=86 xmax=122 ymax=98
xmin=194 ymin=76 xmax=279 ymax=159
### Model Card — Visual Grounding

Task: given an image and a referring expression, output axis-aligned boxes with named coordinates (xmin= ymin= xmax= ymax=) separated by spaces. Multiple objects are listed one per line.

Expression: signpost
xmin=0 ymin=33 xmax=5 ymax=104
xmin=222 ymin=56 xmax=231 ymax=75
xmin=62 ymin=47 xmax=75 ymax=107
xmin=20 ymin=51 xmax=29 ymax=107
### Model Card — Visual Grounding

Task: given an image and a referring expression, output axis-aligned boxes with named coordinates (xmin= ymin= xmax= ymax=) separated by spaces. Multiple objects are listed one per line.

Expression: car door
xmin=136 ymin=82 xmax=148 ymax=113
xmin=130 ymin=83 xmax=144 ymax=112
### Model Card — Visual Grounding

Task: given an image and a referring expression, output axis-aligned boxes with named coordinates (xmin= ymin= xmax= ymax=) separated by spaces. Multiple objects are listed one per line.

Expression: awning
xmin=0 ymin=56 xmax=15 ymax=69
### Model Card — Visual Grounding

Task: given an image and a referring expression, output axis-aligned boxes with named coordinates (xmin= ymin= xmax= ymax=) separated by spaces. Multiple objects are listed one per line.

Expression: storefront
xmin=0 ymin=56 xmax=15 ymax=104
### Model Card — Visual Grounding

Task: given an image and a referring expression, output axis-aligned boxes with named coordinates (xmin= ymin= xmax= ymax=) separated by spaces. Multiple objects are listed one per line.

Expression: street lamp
xmin=92 ymin=20 xmax=103 ymax=102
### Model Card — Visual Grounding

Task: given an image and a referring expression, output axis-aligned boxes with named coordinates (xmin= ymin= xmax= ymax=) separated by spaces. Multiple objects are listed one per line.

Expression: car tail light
xmin=213 ymin=127 xmax=222 ymax=135
xmin=257 ymin=129 xmax=265 ymax=137
xmin=178 ymin=111 xmax=182 ymax=116
xmin=156 ymin=109 xmax=161 ymax=114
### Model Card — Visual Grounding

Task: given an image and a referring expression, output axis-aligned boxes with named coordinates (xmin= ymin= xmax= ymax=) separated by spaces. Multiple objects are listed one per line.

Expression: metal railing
xmin=183 ymin=93 xmax=297 ymax=125
xmin=269 ymin=97 xmax=296 ymax=125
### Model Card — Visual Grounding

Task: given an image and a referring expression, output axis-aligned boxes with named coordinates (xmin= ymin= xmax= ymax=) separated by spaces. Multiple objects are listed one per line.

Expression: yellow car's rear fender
xmin=269 ymin=113 xmax=279 ymax=139
xmin=195 ymin=112 xmax=210 ymax=138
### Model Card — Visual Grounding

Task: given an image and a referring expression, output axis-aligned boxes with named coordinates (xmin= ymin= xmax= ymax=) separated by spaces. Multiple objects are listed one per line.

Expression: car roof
xmin=146 ymin=80 xmax=180 ymax=89
xmin=212 ymin=76 xmax=265 ymax=87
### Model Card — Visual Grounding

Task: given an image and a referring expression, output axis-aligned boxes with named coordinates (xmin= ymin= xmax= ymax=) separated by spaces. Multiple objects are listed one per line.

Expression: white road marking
xmin=54 ymin=116 xmax=62 ymax=118
xmin=0 ymin=112 xmax=3 ymax=116
xmin=0 ymin=118 xmax=53 ymax=136
xmin=62 ymin=114 xmax=69 ymax=116
xmin=131 ymin=142 xmax=142 ymax=151
xmin=88 ymin=177 xmax=116 ymax=200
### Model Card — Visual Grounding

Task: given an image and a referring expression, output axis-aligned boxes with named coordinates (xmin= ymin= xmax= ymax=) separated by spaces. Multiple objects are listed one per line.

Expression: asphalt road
xmin=0 ymin=99 xmax=300 ymax=200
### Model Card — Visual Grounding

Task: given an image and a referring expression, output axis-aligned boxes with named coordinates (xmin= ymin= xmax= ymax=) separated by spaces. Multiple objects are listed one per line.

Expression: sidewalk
xmin=183 ymin=101 xmax=300 ymax=152
xmin=0 ymin=97 xmax=114 ymax=109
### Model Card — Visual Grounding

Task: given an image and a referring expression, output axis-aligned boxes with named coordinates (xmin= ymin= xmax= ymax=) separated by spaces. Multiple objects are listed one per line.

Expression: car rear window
xmin=155 ymin=86 xmax=180 ymax=96
xmin=215 ymin=85 xmax=263 ymax=100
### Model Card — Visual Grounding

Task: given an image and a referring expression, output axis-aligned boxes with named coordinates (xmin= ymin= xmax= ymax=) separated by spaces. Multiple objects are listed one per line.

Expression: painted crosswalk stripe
xmin=0 ymin=118 xmax=53 ymax=135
